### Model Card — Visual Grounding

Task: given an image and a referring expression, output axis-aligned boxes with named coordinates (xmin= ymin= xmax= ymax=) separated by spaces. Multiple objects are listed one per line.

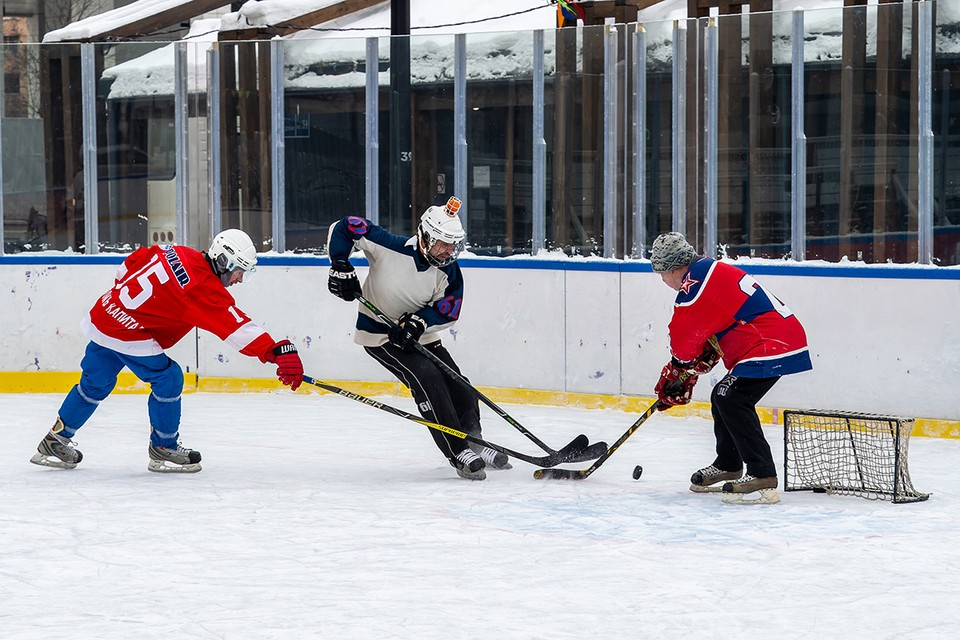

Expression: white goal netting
xmin=783 ymin=409 xmax=929 ymax=503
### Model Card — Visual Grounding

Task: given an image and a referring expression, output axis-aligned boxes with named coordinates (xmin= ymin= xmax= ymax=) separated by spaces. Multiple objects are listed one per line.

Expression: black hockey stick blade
xmin=532 ymin=400 xmax=663 ymax=480
xmin=561 ymin=439 xmax=609 ymax=463
xmin=553 ymin=434 xmax=590 ymax=462
xmin=504 ymin=434 xmax=595 ymax=469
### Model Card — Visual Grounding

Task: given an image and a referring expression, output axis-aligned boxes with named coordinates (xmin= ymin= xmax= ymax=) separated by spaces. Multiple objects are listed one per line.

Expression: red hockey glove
xmin=388 ymin=313 xmax=426 ymax=352
xmin=654 ymin=359 xmax=698 ymax=411
xmin=270 ymin=340 xmax=303 ymax=391
xmin=691 ymin=341 xmax=722 ymax=374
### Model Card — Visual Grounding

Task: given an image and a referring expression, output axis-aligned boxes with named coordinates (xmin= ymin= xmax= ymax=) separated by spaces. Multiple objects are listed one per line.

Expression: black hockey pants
xmin=709 ymin=374 xmax=780 ymax=479
xmin=365 ymin=341 xmax=481 ymax=464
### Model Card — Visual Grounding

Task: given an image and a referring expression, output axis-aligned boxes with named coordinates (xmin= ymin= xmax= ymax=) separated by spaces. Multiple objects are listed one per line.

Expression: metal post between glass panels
xmin=80 ymin=44 xmax=98 ymax=254
xmin=632 ymin=24 xmax=646 ymax=259
xmin=917 ymin=0 xmax=934 ymax=265
xmin=0 ymin=44 xmax=5 ymax=255
xmin=270 ymin=39 xmax=285 ymax=254
xmin=791 ymin=9 xmax=806 ymax=262
xmin=704 ymin=18 xmax=718 ymax=259
xmin=532 ymin=30 xmax=546 ymax=254
xmin=174 ymin=42 xmax=189 ymax=248
xmin=621 ymin=26 xmax=632 ymax=258
xmin=603 ymin=25 xmax=617 ymax=258
xmin=365 ymin=37 xmax=380 ymax=225
xmin=454 ymin=34 xmax=467 ymax=228
xmin=207 ymin=47 xmax=222 ymax=239
xmin=671 ymin=22 xmax=686 ymax=236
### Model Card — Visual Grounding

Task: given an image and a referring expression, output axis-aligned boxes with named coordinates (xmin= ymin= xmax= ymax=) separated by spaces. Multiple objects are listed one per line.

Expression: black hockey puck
xmin=632 ymin=465 xmax=643 ymax=480
xmin=813 ymin=487 xmax=827 ymax=493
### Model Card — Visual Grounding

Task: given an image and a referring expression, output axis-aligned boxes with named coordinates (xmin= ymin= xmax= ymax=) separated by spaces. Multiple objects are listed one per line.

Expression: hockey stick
xmin=533 ymin=400 xmax=661 ymax=480
xmin=302 ymin=375 xmax=591 ymax=468
xmin=534 ymin=339 xmax=722 ymax=480
xmin=356 ymin=294 xmax=606 ymax=463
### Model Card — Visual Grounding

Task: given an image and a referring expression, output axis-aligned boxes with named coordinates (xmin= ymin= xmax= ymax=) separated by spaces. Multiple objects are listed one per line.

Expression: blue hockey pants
xmin=57 ymin=341 xmax=184 ymax=447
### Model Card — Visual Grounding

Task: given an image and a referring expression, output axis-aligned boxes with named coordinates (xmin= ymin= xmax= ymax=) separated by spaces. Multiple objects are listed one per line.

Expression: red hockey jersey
xmin=84 ymin=244 xmax=275 ymax=361
xmin=668 ymin=258 xmax=812 ymax=378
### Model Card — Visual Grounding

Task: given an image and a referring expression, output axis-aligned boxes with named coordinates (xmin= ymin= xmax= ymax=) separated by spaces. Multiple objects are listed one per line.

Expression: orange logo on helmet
xmin=444 ymin=197 xmax=461 ymax=217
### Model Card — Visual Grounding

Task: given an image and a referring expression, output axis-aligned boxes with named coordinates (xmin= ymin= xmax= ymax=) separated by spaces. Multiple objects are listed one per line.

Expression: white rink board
xmin=0 ymin=261 xmax=196 ymax=373
xmin=564 ymin=269 xmax=623 ymax=395
xmin=1 ymin=258 xmax=958 ymax=420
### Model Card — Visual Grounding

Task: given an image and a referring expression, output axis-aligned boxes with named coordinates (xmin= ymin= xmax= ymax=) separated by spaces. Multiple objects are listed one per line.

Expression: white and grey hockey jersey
xmin=328 ymin=216 xmax=464 ymax=347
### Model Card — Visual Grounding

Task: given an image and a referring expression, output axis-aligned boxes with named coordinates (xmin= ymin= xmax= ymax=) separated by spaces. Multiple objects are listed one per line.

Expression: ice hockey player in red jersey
xmin=29 ymin=229 xmax=304 ymax=473
xmin=651 ymin=232 xmax=812 ymax=504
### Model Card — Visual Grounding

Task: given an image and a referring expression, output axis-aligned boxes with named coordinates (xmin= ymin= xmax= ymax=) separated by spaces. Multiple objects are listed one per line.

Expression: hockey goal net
xmin=783 ymin=409 xmax=929 ymax=503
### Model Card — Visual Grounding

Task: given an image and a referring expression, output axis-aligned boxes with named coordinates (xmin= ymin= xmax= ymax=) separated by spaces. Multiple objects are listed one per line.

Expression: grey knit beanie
xmin=650 ymin=232 xmax=696 ymax=273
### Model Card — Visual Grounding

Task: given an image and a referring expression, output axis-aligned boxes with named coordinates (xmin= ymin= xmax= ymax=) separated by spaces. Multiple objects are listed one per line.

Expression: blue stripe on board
xmin=0 ymin=255 xmax=127 ymax=265
xmin=733 ymin=263 xmax=960 ymax=280
xmin=458 ymin=258 xmax=627 ymax=272
xmin=2 ymin=254 xmax=958 ymax=280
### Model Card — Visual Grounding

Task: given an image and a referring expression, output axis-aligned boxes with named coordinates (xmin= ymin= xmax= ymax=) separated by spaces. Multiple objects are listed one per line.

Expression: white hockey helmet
xmin=417 ymin=196 xmax=466 ymax=268
xmin=208 ymin=229 xmax=257 ymax=284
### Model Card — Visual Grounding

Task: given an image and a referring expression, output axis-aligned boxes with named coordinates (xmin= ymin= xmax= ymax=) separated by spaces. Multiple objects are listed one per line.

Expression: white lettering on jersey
xmin=116 ymin=255 xmax=170 ymax=310
xmin=737 ymin=274 xmax=793 ymax=319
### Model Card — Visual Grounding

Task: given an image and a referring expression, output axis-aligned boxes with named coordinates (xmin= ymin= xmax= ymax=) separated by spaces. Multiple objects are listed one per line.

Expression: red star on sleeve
xmin=679 ymin=274 xmax=700 ymax=294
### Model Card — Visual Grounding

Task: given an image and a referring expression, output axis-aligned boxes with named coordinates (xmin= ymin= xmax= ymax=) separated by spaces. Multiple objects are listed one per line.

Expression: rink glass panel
xmin=2 ymin=43 xmax=83 ymax=253
xmin=97 ymin=42 xmax=178 ymax=253
xmin=799 ymin=4 xmax=918 ymax=263
xmin=463 ymin=29 xmax=536 ymax=257
xmin=934 ymin=9 xmax=960 ymax=266
xmin=281 ymin=36 xmax=368 ymax=253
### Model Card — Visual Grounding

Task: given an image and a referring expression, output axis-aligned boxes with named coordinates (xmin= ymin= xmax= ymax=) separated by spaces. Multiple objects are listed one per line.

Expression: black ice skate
xmin=148 ymin=444 xmax=202 ymax=473
xmin=453 ymin=448 xmax=486 ymax=481
xmin=470 ymin=443 xmax=512 ymax=470
xmin=689 ymin=464 xmax=743 ymax=493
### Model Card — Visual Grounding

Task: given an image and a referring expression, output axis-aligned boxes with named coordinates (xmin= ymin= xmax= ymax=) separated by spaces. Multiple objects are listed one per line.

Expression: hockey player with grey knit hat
xmin=650 ymin=231 xmax=697 ymax=274
xmin=651 ymin=231 xmax=812 ymax=504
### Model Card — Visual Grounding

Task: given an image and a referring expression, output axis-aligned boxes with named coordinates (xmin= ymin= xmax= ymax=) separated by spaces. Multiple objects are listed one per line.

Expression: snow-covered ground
xmin=2 ymin=390 xmax=957 ymax=639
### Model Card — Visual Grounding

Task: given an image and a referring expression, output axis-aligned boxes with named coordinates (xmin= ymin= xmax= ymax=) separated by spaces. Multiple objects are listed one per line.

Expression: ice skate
xmin=29 ymin=419 xmax=83 ymax=470
xmin=689 ymin=464 xmax=742 ymax=493
xmin=148 ymin=444 xmax=202 ymax=473
xmin=721 ymin=475 xmax=780 ymax=504
xmin=470 ymin=443 xmax=512 ymax=470
xmin=453 ymin=448 xmax=486 ymax=481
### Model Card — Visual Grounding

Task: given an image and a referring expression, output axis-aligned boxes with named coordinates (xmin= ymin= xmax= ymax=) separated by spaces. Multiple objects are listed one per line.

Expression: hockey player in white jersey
xmin=327 ymin=197 xmax=510 ymax=480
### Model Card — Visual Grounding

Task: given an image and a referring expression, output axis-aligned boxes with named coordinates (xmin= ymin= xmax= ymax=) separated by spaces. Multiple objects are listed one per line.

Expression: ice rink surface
xmin=2 ymin=390 xmax=957 ymax=639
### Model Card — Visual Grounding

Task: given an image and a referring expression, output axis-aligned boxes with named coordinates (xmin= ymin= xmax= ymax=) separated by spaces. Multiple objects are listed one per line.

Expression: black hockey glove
xmin=328 ymin=261 xmax=362 ymax=301
xmin=388 ymin=313 xmax=427 ymax=352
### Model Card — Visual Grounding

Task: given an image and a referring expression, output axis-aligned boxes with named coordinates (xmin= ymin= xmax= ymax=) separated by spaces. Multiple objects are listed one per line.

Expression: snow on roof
xmin=101 ymin=20 xmax=220 ymax=99
xmin=221 ymin=0 xmax=558 ymax=38
xmin=94 ymin=0 xmax=960 ymax=98
xmin=284 ymin=29 xmax=561 ymax=93
xmin=43 ymin=0 xmax=200 ymax=43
